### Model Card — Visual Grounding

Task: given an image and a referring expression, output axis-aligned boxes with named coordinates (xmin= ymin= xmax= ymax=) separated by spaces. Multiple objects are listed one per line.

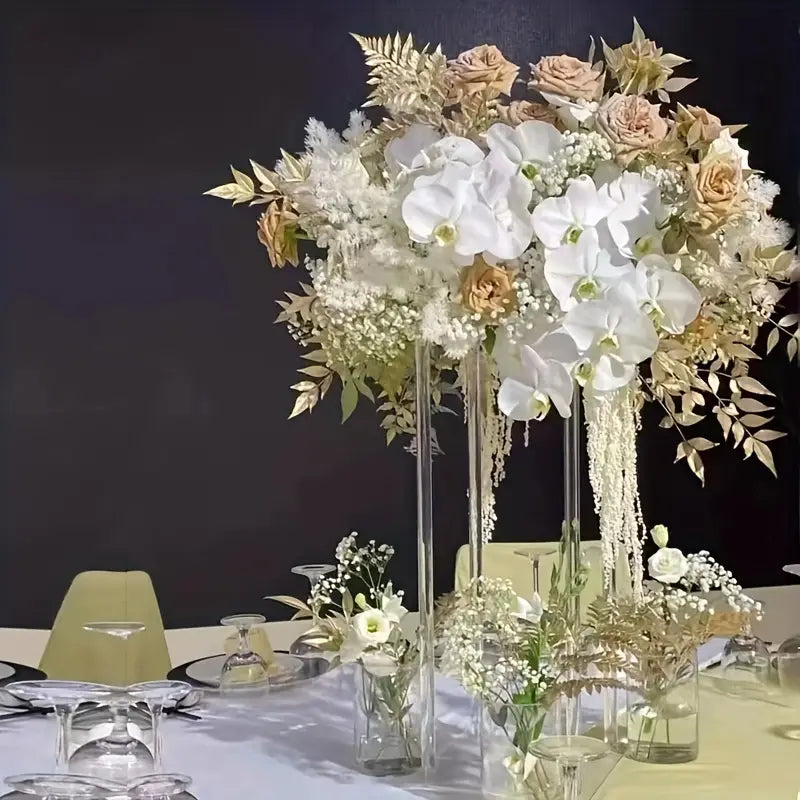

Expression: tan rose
xmin=674 ymin=104 xmax=722 ymax=148
xmin=257 ymin=198 xmax=299 ymax=267
xmin=687 ymin=151 xmax=743 ymax=230
xmin=497 ymin=100 xmax=559 ymax=127
xmin=596 ymin=93 xmax=668 ymax=163
xmin=529 ymin=55 xmax=603 ymax=102
xmin=446 ymin=45 xmax=519 ymax=104
xmin=458 ymin=259 xmax=517 ymax=316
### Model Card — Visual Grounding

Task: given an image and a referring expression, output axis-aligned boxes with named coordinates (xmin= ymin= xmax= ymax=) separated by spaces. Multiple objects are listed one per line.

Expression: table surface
xmin=0 ymin=661 xmax=797 ymax=799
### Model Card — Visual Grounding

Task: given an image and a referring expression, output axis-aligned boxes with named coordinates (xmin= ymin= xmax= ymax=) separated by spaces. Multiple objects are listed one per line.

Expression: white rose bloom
xmin=513 ymin=592 xmax=544 ymax=624
xmin=352 ymin=609 xmax=392 ymax=646
xmin=648 ymin=547 xmax=689 ymax=584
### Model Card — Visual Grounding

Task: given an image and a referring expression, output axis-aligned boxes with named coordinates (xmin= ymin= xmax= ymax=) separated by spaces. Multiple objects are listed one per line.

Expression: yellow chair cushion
xmin=39 ymin=571 xmax=171 ymax=685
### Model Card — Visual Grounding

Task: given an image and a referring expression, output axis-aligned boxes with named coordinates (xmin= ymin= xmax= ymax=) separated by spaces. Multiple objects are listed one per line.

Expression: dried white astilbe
xmin=585 ymin=384 xmax=647 ymax=599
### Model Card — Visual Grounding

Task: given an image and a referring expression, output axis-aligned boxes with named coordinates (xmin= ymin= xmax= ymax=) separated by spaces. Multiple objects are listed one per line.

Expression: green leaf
xmin=484 ymin=327 xmax=497 ymax=356
xmin=341 ymin=380 xmax=359 ymax=423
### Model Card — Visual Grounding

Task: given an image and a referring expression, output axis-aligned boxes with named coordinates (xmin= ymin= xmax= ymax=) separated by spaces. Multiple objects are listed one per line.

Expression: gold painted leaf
xmin=675 ymin=442 xmax=692 ymax=462
xmin=302 ymin=350 xmax=329 ymax=363
xmin=289 ymin=391 xmax=314 ymax=419
xmin=755 ymin=429 xmax=786 ymax=442
xmin=203 ymin=182 xmax=253 ymax=203
xmin=778 ymin=314 xmax=799 ymax=328
xmin=739 ymin=414 xmax=771 ymax=427
xmin=708 ymin=372 xmax=720 ymax=394
xmin=687 ymin=437 xmax=716 ymax=451
xmin=767 ymin=328 xmax=781 ymax=353
xmin=733 ymin=397 xmax=772 ymax=413
xmin=249 ymin=159 xmax=278 ymax=193
xmin=716 ymin=411 xmax=732 ymax=439
xmin=788 ymin=337 xmax=798 ymax=361
xmin=264 ymin=595 xmax=312 ymax=617
xmin=291 ymin=381 xmax=317 ymax=392
xmin=687 ymin=450 xmax=705 ymax=485
xmin=298 ymin=365 xmax=330 ymax=378
xmin=735 ymin=376 xmax=773 ymax=396
xmin=753 ymin=441 xmax=777 ymax=477
xmin=230 ymin=165 xmax=254 ymax=193
xmin=732 ymin=421 xmax=745 ymax=448
xmin=341 ymin=380 xmax=358 ymax=423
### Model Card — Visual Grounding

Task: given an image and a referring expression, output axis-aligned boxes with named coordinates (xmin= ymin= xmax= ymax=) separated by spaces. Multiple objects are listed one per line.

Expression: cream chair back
xmin=39 ymin=571 xmax=171 ymax=684
xmin=454 ymin=542 xmax=625 ymax=614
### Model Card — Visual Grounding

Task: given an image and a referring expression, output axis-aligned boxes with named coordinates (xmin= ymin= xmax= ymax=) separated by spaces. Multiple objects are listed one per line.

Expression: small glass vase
xmin=624 ymin=652 xmax=699 ymax=764
xmin=353 ymin=661 xmax=422 ymax=776
xmin=481 ymin=702 xmax=560 ymax=800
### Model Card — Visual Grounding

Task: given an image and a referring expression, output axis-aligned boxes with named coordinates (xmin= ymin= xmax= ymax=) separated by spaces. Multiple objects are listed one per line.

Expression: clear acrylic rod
xmin=466 ymin=345 xmax=484 ymax=582
xmin=415 ymin=341 xmax=435 ymax=775
xmin=563 ymin=386 xmax=581 ymax=631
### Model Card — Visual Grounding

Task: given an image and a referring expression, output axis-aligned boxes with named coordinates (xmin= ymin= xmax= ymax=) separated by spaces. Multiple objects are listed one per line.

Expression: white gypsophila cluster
xmin=681 ymin=551 xmax=763 ymax=617
xmin=585 ymin=386 xmax=646 ymax=598
xmin=640 ymin=163 xmax=687 ymax=207
xmin=530 ymin=131 xmax=613 ymax=200
xmin=439 ymin=576 xmax=554 ymax=702
xmin=420 ymin=289 xmax=483 ymax=358
xmin=499 ymin=276 xmax=555 ymax=346
xmin=312 ymin=268 xmax=420 ymax=366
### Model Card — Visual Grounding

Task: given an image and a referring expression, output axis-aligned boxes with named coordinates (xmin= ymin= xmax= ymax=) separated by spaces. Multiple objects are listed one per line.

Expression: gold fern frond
xmin=352 ymin=32 xmax=449 ymax=119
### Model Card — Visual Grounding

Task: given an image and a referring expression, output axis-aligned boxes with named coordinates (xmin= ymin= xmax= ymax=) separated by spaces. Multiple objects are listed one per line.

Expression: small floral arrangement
xmin=209 ymin=20 xmax=796 ymax=597
xmin=278 ymin=533 xmax=416 ymax=674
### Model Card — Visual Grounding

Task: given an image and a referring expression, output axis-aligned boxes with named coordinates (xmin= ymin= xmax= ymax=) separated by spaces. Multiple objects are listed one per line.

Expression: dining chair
xmin=39 ymin=571 xmax=171 ymax=684
xmin=454 ymin=541 xmax=626 ymax=616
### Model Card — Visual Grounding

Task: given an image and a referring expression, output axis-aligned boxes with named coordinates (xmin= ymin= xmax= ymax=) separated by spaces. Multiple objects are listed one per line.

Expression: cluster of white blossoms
xmin=681 ymin=551 xmax=762 ymax=617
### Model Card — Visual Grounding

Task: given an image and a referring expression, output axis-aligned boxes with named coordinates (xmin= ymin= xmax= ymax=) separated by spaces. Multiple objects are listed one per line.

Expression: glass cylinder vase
xmin=353 ymin=661 xmax=422 ymax=776
xmin=624 ymin=652 xmax=699 ymax=764
xmin=481 ymin=702 xmax=559 ymax=800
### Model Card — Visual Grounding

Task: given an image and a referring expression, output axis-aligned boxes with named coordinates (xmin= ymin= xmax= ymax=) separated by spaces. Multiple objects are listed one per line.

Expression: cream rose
xmin=530 ymin=55 xmax=603 ymax=102
xmin=446 ymin=45 xmax=518 ymax=104
xmin=687 ymin=149 xmax=743 ymax=230
xmin=497 ymin=100 xmax=559 ymax=127
xmin=648 ymin=547 xmax=689 ymax=584
xmin=596 ymin=93 xmax=668 ymax=164
xmin=458 ymin=259 xmax=517 ymax=316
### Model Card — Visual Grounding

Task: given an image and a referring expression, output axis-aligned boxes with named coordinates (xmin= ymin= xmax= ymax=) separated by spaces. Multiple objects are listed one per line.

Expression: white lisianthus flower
xmin=602 ymin=172 xmax=664 ymax=257
xmin=402 ymin=163 xmax=496 ymax=259
xmin=563 ymin=297 xmax=658 ymax=392
xmin=544 ymin=227 xmax=632 ymax=310
xmin=352 ymin=609 xmax=392 ymax=646
xmin=513 ymin=592 xmax=544 ymax=624
xmin=497 ymin=329 xmax=578 ymax=420
xmin=648 ymin=547 xmax=689 ymax=584
xmin=617 ymin=255 xmax=702 ymax=334
xmin=486 ymin=120 xmax=562 ymax=181
xmin=651 ymin=524 xmax=670 ymax=548
xmin=360 ymin=650 xmax=399 ymax=678
xmin=532 ymin=175 xmax=616 ymax=249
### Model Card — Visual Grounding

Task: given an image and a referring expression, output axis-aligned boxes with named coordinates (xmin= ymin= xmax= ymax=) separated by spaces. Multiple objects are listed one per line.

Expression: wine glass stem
xmin=237 ymin=626 xmax=251 ymax=655
xmin=109 ymin=704 xmax=131 ymax=743
xmin=151 ymin=703 xmax=163 ymax=770
xmin=559 ymin=761 xmax=580 ymax=800
xmin=54 ymin=708 xmax=73 ymax=772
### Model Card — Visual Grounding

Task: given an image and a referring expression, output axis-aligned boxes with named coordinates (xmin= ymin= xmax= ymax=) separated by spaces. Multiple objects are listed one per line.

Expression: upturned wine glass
xmin=219 ymin=614 xmax=270 ymax=694
xmin=287 ymin=564 xmax=335 ymax=657
xmin=127 ymin=681 xmax=192 ymax=770
xmin=4 ymin=681 xmax=113 ymax=771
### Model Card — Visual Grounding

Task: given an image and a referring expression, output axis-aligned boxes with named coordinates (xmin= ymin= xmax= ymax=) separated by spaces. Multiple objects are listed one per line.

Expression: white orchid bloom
xmin=352 ymin=609 xmax=392 ymax=646
xmin=563 ymin=298 xmax=659 ymax=392
xmin=602 ymin=172 xmax=663 ymax=257
xmin=497 ymin=329 xmax=578 ymax=420
xmin=539 ymin=91 xmax=598 ymax=130
xmin=486 ymin=120 xmax=562 ymax=181
xmin=513 ymin=593 xmax=544 ymax=624
xmin=384 ymin=123 xmax=441 ymax=178
xmin=402 ymin=163 xmax=496 ymax=258
xmin=410 ymin=135 xmax=485 ymax=187
xmin=532 ymin=175 xmax=616 ymax=250
xmin=544 ymin=227 xmax=632 ymax=310
xmin=473 ymin=153 xmax=535 ymax=261
xmin=617 ymin=255 xmax=702 ymax=334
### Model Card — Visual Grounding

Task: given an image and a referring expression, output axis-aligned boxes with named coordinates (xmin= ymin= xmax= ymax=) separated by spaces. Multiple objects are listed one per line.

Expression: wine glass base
xmin=532 ymin=734 xmax=611 ymax=764
xmin=69 ymin=739 xmax=154 ymax=784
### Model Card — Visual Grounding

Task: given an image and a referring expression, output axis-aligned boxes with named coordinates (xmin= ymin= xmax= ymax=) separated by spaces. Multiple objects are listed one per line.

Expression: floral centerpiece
xmin=587 ymin=525 xmax=761 ymax=763
xmin=209 ymin=19 xmax=796 ymax=597
xmin=272 ymin=534 xmax=421 ymax=775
